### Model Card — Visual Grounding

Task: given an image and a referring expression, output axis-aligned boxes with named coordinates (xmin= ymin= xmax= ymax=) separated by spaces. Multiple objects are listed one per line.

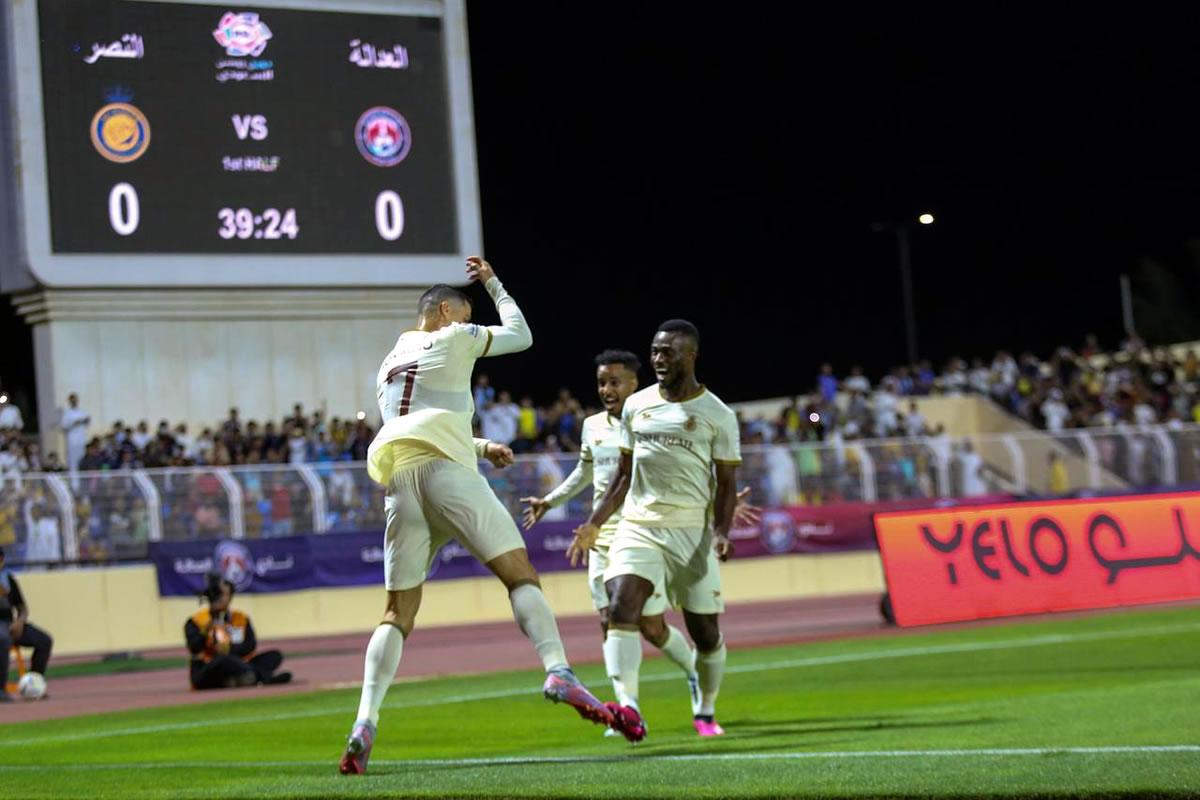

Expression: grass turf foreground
xmin=0 ymin=605 xmax=1197 ymax=799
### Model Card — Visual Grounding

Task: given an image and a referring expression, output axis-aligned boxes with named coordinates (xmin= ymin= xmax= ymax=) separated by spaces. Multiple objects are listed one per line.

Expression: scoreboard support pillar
xmin=13 ymin=288 xmax=420 ymax=457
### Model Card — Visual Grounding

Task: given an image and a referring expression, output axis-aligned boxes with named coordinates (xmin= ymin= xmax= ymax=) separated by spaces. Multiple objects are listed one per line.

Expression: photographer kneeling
xmin=184 ymin=572 xmax=292 ymax=690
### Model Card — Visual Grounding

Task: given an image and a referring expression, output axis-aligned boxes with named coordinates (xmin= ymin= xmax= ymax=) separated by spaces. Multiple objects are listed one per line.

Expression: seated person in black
xmin=0 ymin=546 xmax=54 ymax=702
xmin=184 ymin=572 xmax=291 ymax=690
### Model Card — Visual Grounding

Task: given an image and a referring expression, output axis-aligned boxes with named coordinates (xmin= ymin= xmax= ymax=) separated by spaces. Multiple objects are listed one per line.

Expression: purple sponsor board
xmin=150 ymin=522 xmax=581 ymax=596
xmin=151 ymin=497 xmax=1011 ymax=596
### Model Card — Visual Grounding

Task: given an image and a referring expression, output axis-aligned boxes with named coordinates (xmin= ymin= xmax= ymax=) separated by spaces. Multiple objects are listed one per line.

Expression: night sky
xmin=5 ymin=3 xmax=1200 ymax=420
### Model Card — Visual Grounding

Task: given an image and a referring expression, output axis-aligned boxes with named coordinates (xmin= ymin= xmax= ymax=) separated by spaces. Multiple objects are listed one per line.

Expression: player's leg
xmin=604 ymin=578 xmax=650 ymax=709
xmin=589 ymin=544 xmax=611 ymax=640
xmin=428 ymin=460 xmax=613 ymax=728
xmin=638 ymin=612 xmax=700 ymax=712
xmin=680 ymin=549 xmax=727 ymax=736
xmin=485 ymin=548 xmax=568 ymax=671
xmin=601 ymin=570 xmax=654 ymax=741
xmin=341 ymin=468 xmax=433 ymax=775
xmin=356 ymin=587 xmax=422 ymax=719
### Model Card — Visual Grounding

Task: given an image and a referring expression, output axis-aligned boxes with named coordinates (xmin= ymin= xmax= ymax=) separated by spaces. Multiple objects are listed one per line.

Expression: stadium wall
xmin=14 ymin=289 xmax=421 ymax=457
xmin=13 ymin=552 xmax=885 ymax=657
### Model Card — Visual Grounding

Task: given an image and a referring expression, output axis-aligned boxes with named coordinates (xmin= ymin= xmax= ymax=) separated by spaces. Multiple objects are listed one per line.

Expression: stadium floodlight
xmin=872 ymin=212 xmax=938 ymax=365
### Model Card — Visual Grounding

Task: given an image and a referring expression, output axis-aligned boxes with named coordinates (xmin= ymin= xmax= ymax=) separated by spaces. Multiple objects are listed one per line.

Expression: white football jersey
xmin=618 ymin=384 xmax=741 ymax=529
xmin=367 ymin=277 xmax=531 ymax=485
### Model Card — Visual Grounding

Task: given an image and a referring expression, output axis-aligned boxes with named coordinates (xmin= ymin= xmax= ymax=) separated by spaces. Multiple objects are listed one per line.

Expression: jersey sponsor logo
xmin=634 ymin=431 xmax=696 ymax=452
xmin=213 ymin=11 xmax=273 ymax=57
xmin=90 ymin=103 xmax=151 ymax=163
xmin=355 ymin=106 xmax=412 ymax=167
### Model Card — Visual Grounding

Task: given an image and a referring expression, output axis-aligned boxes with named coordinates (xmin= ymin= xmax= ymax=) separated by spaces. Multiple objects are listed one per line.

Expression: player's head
xmin=593 ymin=349 xmax=641 ymax=415
xmin=651 ymin=319 xmax=699 ymax=386
xmin=417 ymin=284 xmax=472 ymax=330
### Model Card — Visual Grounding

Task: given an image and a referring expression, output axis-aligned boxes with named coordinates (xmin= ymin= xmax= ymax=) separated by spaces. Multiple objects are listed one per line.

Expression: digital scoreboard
xmin=0 ymin=0 xmax=480 ymax=286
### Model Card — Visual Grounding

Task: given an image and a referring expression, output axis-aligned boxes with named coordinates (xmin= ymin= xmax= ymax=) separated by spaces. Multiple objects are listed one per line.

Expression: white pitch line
xmin=0 ymin=746 xmax=1197 ymax=771
xmin=10 ymin=621 xmax=1200 ymax=746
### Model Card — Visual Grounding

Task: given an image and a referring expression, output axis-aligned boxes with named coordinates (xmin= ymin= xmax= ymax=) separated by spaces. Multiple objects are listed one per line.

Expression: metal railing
xmin=3 ymin=423 xmax=1198 ymax=565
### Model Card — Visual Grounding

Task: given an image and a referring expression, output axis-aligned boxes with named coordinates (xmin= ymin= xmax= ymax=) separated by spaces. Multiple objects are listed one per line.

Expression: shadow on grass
xmin=717 ymin=715 xmax=1001 ymax=740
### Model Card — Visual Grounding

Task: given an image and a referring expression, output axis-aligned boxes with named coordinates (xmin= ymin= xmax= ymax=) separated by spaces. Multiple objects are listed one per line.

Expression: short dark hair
xmin=203 ymin=571 xmax=234 ymax=603
xmin=419 ymin=284 xmax=471 ymax=317
xmin=594 ymin=349 xmax=641 ymax=373
xmin=656 ymin=319 xmax=700 ymax=347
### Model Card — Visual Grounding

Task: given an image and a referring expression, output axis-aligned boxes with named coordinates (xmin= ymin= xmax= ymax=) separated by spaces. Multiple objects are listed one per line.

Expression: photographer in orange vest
xmin=184 ymin=572 xmax=291 ymax=690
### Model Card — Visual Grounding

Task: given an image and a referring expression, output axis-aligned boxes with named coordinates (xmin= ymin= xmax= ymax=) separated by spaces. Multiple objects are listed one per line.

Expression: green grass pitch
xmin=1 ymin=605 xmax=1197 ymax=799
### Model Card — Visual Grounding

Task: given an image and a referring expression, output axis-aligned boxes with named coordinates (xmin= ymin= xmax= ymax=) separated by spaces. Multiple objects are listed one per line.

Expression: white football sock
xmin=356 ymin=623 xmax=404 ymax=726
xmin=603 ymin=628 xmax=643 ymax=709
xmin=509 ymin=584 xmax=569 ymax=672
xmin=657 ymin=624 xmax=697 ymax=677
xmin=696 ymin=637 xmax=726 ymax=717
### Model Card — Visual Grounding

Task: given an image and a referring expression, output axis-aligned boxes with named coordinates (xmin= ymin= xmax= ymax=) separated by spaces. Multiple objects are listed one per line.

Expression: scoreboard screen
xmin=1 ymin=0 xmax=480 ymax=287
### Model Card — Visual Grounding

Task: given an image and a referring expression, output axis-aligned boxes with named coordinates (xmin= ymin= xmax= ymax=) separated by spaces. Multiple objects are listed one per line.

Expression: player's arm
xmin=567 ymin=450 xmax=631 ymax=566
xmin=713 ymin=463 xmax=738 ymax=561
xmin=712 ymin=407 xmax=743 ymax=560
xmin=733 ymin=486 xmax=762 ymax=527
xmin=465 ymin=257 xmax=532 ymax=356
xmin=522 ymin=458 xmax=593 ymax=529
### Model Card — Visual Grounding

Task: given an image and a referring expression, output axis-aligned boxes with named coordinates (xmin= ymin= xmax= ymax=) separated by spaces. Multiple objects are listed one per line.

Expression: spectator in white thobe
xmin=60 ymin=393 xmax=91 ymax=471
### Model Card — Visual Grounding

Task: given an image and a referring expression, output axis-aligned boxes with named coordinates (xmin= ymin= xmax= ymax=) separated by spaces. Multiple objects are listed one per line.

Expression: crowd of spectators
xmin=0 ymin=392 xmax=385 ymax=562
xmin=737 ymin=334 xmax=1200 ymax=447
xmin=1 ymin=334 xmax=1199 ymax=563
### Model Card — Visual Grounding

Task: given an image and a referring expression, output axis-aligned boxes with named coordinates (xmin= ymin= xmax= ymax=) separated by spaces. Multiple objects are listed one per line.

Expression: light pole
xmin=873 ymin=214 xmax=934 ymax=367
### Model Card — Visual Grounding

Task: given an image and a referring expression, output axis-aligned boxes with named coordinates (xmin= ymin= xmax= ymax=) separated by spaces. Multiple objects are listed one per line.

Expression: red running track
xmin=0 ymin=594 xmax=887 ymax=724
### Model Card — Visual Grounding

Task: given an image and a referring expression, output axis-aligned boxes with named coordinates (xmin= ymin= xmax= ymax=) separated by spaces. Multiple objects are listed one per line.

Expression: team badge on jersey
xmin=90 ymin=102 xmax=151 ymax=163
xmin=684 ymin=416 xmax=698 ymax=432
xmin=355 ymin=106 xmax=412 ymax=167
